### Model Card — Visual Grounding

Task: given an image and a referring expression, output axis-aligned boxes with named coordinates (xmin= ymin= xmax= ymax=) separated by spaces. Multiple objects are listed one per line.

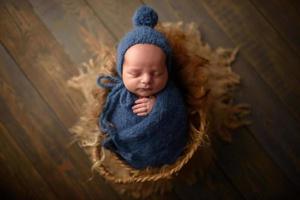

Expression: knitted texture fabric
xmin=98 ymin=77 xmax=188 ymax=169
xmin=116 ymin=5 xmax=172 ymax=76
xmin=97 ymin=5 xmax=188 ymax=169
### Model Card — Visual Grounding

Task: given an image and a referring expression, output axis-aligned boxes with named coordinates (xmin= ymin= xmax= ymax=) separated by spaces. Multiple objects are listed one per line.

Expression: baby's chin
xmin=135 ymin=91 xmax=155 ymax=97
xmin=132 ymin=88 xmax=157 ymax=97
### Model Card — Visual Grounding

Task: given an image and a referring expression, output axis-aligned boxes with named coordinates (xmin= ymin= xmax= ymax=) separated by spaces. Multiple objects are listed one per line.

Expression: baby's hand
xmin=132 ymin=96 xmax=156 ymax=116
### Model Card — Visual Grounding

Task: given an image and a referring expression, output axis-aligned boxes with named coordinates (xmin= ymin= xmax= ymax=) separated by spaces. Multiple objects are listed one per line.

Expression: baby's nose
xmin=141 ymin=74 xmax=151 ymax=84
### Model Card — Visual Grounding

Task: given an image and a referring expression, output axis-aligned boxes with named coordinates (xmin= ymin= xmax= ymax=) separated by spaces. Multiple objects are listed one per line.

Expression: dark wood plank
xmin=10 ymin=1 xmax=123 ymax=198
xmin=0 ymin=0 xmax=84 ymax=128
xmin=214 ymin=128 xmax=299 ymax=199
xmin=0 ymin=123 xmax=58 ymax=200
xmin=85 ymin=0 xmax=142 ymax=40
xmin=200 ymin=0 xmax=300 ymax=121
xmin=145 ymin=0 xmax=300 ymax=196
xmin=199 ymin=0 xmax=300 ymax=187
xmin=174 ymin=164 xmax=244 ymax=200
xmin=28 ymin=0 xmax=115 ymax=65
xmin=0 ymin=1 xmax=121 ymax=197
xmin=144 ymin=0 xmax=233 ymax=49
xmin=249 ymin=0 xmax=300 ymax=56
xmin=288 ymin=0 xmax=300 ymax=20
xmin=0 ymin=46 xmax=87 ymax=199
xmin=141 ymin=1 xmax=181 ymax=23
xmin=0 ymin=42 xmax=120 ymax=199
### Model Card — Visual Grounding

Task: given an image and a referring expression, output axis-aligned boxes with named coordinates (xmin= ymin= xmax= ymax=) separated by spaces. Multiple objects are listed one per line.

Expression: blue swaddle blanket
xmin=96 ymin=5 xmax=188 ymax=169
xmin=98 ymin=76 xmax=188 ymax=169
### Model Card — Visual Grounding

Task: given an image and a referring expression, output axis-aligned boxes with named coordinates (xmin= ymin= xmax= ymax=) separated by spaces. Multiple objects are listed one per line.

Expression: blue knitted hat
xmin=117 ymin=5 xmax=172 ymax=77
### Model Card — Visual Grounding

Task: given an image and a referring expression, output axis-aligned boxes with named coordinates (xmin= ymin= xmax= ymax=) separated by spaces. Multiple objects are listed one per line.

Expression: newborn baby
xmin=123 ymin=44 xmax=167 ymax=116
xmin=97 ymin=5 xmax=188 ymax=169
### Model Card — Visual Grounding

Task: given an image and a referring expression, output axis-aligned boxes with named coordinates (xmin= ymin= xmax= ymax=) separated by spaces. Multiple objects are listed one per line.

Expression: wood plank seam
xmin=82 ymin=0 xmax=119 ymax=42
xmin=248 ymin=0 xmax=300 ymax=58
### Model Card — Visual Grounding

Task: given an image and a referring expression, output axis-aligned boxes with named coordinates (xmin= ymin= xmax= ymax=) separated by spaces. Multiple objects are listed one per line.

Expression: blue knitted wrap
xmin=98 ymin=76 xmax=188 ymax=169
xmin=97 ymin=5 xmax=188 ymax=169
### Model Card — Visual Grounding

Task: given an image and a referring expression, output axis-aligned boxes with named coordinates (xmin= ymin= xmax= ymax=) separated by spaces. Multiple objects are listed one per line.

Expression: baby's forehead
xmin=125 ymin=44 xmax=166 ymax=59
xmin=124 ymin=63 xmax=166 ymax=71
xmin=122 ymin=44 xmax=168 ymax=74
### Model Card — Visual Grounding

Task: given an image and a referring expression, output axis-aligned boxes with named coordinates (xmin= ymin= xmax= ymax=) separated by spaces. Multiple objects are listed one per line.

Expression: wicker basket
xmin=69 ymin=22 xmax=248 ymax=199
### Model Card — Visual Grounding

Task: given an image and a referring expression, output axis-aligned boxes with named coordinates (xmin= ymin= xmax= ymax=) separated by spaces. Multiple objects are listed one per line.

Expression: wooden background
xmin=0 ymin=0 xmax=299 ymax=199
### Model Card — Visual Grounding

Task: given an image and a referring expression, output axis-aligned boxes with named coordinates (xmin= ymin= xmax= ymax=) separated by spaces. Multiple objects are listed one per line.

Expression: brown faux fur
xmin=68 ymin=22 xmax=249 ymax=199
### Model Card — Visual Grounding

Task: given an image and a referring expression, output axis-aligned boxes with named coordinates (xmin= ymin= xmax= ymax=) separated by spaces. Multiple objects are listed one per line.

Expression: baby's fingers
xmin=137 ymin=112 xmax=148 ymax=116
xmin=135 ymin=98 xmax=148 ymax=104
xmin=132 ymin=102 xmax=146 ymax=110
xmin=132 ymin=106 xmax=148 ymax=114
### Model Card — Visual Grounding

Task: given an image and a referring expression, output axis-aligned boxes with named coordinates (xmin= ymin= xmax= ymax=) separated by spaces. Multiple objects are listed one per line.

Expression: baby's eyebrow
xmin=127 ymin=68 xmax=142 ymax=72
xmin=126 ymin=69 xmax=142 ymax=74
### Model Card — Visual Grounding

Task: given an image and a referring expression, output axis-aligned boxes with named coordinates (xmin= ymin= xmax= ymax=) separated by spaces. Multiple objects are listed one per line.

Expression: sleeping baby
xmin=97 ymin=5 xmax=188 ymax=169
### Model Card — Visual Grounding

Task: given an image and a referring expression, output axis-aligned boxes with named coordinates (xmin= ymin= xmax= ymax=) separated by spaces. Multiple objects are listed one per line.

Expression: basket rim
xmin=94 ymin=110 xmax=208 ymax=184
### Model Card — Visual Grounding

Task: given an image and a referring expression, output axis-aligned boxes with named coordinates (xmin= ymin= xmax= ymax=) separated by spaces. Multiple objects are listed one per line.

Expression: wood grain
xmin=0 ymin=38 xmax=120 ymax=200
xmin=199 ymin=0 xmax=300 ymax=187
xmin=0 ymin=45 xmax=88 ymax=199
xmin=28 ymin=0 xmax=115 ymax=65
xmin=174 ymin=163 xmax=244 ymax=200
xmin=85 ymin=0 xmax=143 ymax=40
xmin=249 ymin=0 xmax=300 ymax=56
xmin=0 ymin=123 xmax=58 ymax=200
xmin=201 ymin=0 xmax=300 ymax=121
xmin=214 ymin=128 xmax=298 ymax=199
xmin=0 ymin=0 xmax=84 ymax=128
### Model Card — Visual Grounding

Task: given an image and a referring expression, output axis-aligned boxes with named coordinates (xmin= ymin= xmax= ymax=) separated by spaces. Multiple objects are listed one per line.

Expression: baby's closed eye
xmin=127 ymin=71 xmax=141 ymax=77
xmin=152 ymin=71 xmax=163 ymax=76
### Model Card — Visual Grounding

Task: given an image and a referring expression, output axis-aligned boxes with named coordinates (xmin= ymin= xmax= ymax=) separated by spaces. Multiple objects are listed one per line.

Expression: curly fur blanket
xmin=68 ymin=22 xmax=249 ymax=198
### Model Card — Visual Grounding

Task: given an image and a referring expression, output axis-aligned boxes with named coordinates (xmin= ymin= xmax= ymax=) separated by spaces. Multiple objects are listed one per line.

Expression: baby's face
xmin=122 ymin=44 xmax=168 ymax=97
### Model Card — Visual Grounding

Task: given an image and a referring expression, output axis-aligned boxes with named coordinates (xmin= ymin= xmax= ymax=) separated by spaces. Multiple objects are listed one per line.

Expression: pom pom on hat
xmin=117 ymin=5 xmax=172 ymax=77
xmin=133 ymin=5 xmax=158 ymax=28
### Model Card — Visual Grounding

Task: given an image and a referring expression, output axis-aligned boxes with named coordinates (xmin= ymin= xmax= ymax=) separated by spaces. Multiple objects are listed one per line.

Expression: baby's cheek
xmin=129 ymin=78 xmax=138 ymax=87
xmin=125 ymin=79 xmax=138 ymax=91
xmin=156 ymin=77 xmax=167 ymax=89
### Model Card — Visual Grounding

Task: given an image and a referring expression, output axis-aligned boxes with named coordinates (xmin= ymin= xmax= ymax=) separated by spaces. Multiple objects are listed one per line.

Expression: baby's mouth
xmin=139 ymin=87 xmax=152 ymax=91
